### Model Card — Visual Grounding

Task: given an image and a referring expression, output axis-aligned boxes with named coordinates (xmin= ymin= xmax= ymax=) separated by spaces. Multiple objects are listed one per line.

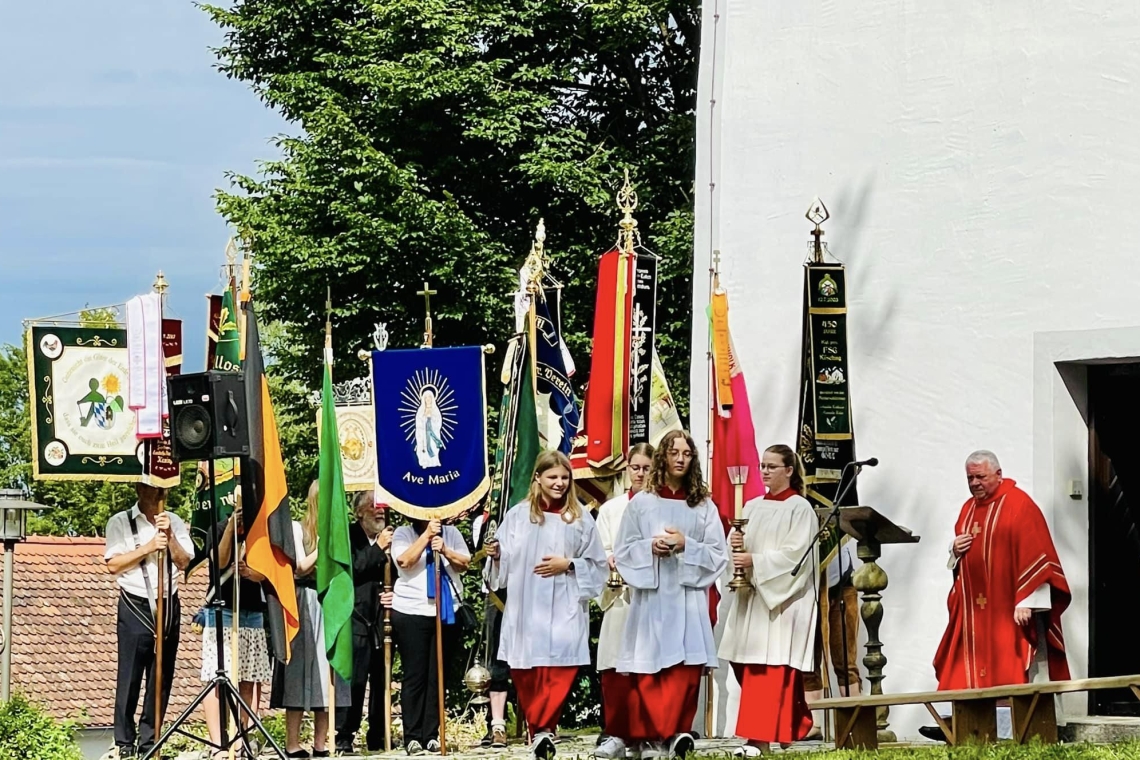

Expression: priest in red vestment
xmin=922 ymin=450 xmax=1070 ymax=741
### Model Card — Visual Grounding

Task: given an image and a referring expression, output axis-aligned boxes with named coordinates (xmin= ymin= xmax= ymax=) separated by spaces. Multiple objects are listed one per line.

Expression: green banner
xmin=796 ymin=263 xmax=857 ymax=567
xmin=27 ymin=324 xmax=142 ymax=481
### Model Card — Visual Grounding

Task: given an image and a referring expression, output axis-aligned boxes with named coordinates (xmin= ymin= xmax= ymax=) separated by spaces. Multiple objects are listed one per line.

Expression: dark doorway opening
xmin=1089 ymin=362 xmax=1140 ymax=716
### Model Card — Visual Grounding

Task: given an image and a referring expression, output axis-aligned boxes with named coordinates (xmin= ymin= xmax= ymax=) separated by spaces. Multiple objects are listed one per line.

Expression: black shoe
xmin=480 ymin=731 xmax=494 ymax=748
xmin=919 ymin=725 xmax=948 ymax=743
xmin=285 ymin=751 xmax=310 ymax=759
xmin=312 ymin=751 xmax=331 ymax=758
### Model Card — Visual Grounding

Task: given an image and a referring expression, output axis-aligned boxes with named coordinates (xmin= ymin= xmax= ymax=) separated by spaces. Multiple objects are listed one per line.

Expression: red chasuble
xmin=933 ymin=479 xmax=1071 ymax=689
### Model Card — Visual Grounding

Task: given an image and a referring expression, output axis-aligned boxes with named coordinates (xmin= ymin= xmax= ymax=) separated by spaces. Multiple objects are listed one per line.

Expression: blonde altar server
xmin=613 ymin=430 xmax=729 ymax=759
xmin=486 ymin=451 xmax=607 ymax=759
xmin=719 ymin=444 xmax=818 ymax=756
xmin=594 ymin=442 xmax=654 ymax=760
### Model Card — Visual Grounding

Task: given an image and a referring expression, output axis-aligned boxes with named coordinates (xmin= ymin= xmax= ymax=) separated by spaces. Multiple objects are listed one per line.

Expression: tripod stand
xmin=142 ymin=458 xmax=286 ymax=760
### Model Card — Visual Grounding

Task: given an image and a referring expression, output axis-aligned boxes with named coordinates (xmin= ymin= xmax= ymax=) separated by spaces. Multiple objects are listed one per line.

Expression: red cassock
xmin=621 ymin=664 xmax=704 ymax=742
xmin=732 ymin=664 xmax=813 ymax=744
xmin=933 ymin=479 xmax=1071 ymax=689
xmin=512 ymin=666 xmax=578 ymax=735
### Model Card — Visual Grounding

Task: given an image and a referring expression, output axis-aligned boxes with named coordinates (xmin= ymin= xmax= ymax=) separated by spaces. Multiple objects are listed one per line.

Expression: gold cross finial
xmin=616 ymin=169 xmax=640 ymax=256
xmin=417 ymin=281 xmax=437 ymax=347
xmin=152 ymin=271 xmax=168 ymax=295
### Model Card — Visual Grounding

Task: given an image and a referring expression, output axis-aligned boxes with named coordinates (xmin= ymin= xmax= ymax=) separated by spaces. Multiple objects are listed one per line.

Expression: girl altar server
xmin=718 ymin=444 xmax=819 ymax=756
xmin=613 ymin=430 xmax=729 ymax=759
xmin=486 ymin=451 xmax=607 ymax=758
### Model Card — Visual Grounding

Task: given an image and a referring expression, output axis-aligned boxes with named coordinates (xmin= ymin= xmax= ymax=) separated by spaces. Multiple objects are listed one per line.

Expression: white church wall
xmin=692 ymin=0 xmax=1140 ymax=740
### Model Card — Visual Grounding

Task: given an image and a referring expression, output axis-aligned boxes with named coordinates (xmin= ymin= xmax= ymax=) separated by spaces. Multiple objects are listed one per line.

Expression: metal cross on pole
xmin=417 ymin=281 xmax=437 ymax=348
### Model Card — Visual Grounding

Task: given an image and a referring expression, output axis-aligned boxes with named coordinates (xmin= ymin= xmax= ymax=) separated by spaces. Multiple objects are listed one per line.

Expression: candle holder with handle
xmin=727 ymin=466 xmax=750 ymax=591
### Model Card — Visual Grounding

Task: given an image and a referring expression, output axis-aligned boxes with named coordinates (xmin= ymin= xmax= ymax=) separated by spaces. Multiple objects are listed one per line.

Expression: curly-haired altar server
xmin=486 ymin=451 xmax=607 ymax=759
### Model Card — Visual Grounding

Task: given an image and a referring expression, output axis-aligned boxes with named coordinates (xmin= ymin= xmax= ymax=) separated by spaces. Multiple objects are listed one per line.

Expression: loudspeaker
xmin=167 ymin=371 xmax=250 ymax=462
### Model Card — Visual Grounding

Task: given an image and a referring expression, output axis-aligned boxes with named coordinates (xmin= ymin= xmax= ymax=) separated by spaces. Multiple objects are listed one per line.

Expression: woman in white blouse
xmin=391 ymin=516 xmax=470 ymax=755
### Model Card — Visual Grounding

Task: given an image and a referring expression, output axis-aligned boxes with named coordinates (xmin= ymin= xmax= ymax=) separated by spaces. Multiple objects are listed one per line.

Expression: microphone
xmin=853 ymin=457 xmax=878 ymax=468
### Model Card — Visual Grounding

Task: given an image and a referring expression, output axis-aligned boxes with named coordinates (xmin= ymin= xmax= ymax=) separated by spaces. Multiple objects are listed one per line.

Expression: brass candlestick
xmin=727 ymin=467 xmax=750 ymax=591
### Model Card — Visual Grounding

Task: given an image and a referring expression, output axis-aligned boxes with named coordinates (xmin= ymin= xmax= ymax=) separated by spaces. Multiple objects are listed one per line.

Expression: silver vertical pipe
xmin=2 ymin=541 xmax=14 ymax=702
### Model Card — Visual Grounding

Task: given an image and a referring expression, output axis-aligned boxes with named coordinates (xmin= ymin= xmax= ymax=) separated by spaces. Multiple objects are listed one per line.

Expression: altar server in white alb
xmin=593 ymin=442 xmax=654 ymax=760
xmin=719 ymin=444 xmax=818 ymax=756
xmin=486 ymin=451 xmax=607 ymax=759
xmin=613 ymin=430 xmax=729 ymax=759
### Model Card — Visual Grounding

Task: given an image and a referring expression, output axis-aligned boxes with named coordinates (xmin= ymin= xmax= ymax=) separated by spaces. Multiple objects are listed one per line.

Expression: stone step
xmin=1060 ymin=716 xmax=1140 ymax=744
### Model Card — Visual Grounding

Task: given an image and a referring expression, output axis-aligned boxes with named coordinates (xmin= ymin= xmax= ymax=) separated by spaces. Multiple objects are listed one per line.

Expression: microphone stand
xmin=793 ymin=460 xmax=865 ymax=703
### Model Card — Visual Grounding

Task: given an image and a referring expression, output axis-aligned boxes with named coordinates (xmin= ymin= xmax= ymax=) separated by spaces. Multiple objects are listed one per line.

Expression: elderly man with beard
xmin=335 ymin=491 xmax=396 ymax=755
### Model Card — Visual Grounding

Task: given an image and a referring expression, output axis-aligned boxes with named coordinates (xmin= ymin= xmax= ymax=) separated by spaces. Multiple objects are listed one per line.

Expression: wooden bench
xmin=810 ymin=675 xmax=1140 ymax=749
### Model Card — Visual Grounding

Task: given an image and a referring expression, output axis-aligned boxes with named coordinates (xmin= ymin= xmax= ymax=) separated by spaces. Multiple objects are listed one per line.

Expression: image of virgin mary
xmin=414 ymin=387 xmax=445 ymax=468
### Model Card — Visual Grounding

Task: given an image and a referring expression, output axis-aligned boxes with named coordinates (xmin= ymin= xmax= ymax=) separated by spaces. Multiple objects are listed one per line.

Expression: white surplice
xmin=486 ymin=501 xmax=607 ymax=668
xmin=718 ymin=493 xmax=819 ymax=671
xmin=613 ymin=491 xmax=729 ymax=674
xmin=595 ymin=492 xmax=632 ymax=671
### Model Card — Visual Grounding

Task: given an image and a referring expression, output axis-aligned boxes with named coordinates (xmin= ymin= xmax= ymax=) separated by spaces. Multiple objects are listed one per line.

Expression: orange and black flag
xmin=240 ymin=300 xmax=299 ymax=661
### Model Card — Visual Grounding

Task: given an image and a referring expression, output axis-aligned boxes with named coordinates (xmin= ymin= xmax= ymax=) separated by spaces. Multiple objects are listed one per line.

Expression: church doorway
xmin=1088 ymin=362 xmax=1140 ymax=716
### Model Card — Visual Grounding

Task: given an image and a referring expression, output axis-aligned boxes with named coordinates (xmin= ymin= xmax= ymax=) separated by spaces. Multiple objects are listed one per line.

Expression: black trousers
xmin=391 ymin=610 xmax=459 ymax=748
xmin=335 ymin=626 xmax=387 ymax=750
xmin=114 ymin=591 xmax=180 ymax=752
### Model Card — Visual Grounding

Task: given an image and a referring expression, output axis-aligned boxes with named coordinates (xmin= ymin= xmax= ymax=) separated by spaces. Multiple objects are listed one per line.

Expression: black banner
xmin=628 ymin=254 xmax=658 ymax=445
xmin=796 ymin=263 xmax=857 ymax=566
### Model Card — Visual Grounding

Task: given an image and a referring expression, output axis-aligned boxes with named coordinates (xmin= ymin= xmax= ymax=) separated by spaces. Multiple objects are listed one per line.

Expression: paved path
xmin=172 ymin=734 xmax=929 ymax=758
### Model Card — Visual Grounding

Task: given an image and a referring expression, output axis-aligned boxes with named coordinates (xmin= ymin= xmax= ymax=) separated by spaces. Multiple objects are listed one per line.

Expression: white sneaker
xmin=532 ymin=732 xmax=557 ymax=759
xmin=668 ymin=733 xmax=695 ymax=758
xmin=594 ymin=736 xmax=626 ymax=759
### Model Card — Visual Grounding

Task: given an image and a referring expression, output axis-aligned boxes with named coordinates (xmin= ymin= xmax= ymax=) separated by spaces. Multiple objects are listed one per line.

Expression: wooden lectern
xmin=814 ymin=506 xmax=920 ymax=743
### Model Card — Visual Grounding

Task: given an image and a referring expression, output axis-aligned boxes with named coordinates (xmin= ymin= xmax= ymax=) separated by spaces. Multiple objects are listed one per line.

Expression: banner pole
xmin=435 ymin=552 xmax=447 ymax=755
xmin=328 ymin=666 xmax=336 ymax=753
xmin=384 ymin=563 xmax=394 ymax=752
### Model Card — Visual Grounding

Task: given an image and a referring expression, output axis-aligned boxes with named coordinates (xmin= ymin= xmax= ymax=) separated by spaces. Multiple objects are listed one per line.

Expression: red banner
xmin=141 ymin=319 xmax=182 ymax=488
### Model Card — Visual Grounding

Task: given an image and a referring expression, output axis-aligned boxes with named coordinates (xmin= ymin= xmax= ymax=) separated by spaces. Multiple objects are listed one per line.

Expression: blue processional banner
xmin=534 ymin=293 xmax=580 ymax=455
xmin=372 ymin=346 xmax=490 ymax=519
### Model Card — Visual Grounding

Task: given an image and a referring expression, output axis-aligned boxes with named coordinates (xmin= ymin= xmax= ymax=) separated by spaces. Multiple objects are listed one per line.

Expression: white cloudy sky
xmin=0 ymin=0 xmax=287 ymax=369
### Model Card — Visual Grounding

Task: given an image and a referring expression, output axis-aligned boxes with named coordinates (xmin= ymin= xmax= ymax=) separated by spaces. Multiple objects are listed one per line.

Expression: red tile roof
xmin=1 ymin=536 xmax=209 ymax=727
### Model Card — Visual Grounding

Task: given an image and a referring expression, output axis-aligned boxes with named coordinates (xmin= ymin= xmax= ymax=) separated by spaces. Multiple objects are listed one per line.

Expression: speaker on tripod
xmin=168 ymin=371 xmax=250 ymax=462
xmin=146 ymin=370 xmax=286 ymax=760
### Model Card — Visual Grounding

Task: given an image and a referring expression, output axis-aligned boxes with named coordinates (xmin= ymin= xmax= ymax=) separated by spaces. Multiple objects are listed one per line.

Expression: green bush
xmin=0 ymin=693 xmax=83 ymax=760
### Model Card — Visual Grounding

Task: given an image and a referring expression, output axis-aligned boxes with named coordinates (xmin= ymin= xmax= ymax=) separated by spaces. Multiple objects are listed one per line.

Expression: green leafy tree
xmin=204 ymin=0 xmax=699 ymax=726
xmin=203 ymin=0 xmax=698 ymax=496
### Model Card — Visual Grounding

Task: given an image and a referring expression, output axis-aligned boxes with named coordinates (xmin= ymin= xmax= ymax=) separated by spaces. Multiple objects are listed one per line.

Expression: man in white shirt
xmin=104 ymin=483 xmax=194 ymax=759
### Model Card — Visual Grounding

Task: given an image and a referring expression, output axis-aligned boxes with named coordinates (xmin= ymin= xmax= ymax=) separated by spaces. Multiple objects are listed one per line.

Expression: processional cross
xmin=418 ymin=281 xmax=437 ymax=348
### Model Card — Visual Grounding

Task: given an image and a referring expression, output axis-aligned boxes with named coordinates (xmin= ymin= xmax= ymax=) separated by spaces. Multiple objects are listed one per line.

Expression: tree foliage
xmin=203 ymin=0 xmax=700 ymax=498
